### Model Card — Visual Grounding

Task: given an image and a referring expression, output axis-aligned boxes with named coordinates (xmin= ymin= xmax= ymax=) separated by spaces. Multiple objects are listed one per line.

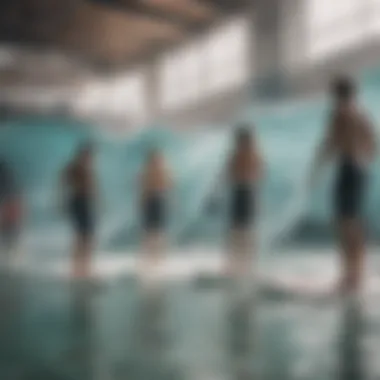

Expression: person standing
xmin=226 ymin=126 xmax=263 ymax=278
xmin=140 ymin=149 xmax=172 ymax=282
xmin=62 ymin=144 xmax=96 ymax=280
xmin=311 ymin=76 xmax=376 ymax=294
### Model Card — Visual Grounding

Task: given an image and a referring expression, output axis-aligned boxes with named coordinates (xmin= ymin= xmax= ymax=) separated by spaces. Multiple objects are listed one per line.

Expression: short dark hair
xmin=147 ymin=147 xmax=159 ymax=162
xmin=331 ymin=75 xmax=356 ymax=100
xmin=235 ymin=125 xmax=251 ymax=144
xmin=76 ymin=142 xmax=93 ymax=161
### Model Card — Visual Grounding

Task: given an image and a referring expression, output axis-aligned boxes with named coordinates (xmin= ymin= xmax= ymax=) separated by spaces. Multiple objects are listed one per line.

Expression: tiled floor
xmin=0 ymin=250 xmax=380 ymax=380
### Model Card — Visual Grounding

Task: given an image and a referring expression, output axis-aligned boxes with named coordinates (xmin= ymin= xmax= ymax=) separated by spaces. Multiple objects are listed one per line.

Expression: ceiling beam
xmin=89 ymin=0 xmax=202 ymax=31
xmin=195 ymin=0 xmax=249 ymax=13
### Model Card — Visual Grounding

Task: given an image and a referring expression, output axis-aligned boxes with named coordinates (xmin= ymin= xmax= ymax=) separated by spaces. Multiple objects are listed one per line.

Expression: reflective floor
xmin=0 ymin=252 xmax=380 ymax=380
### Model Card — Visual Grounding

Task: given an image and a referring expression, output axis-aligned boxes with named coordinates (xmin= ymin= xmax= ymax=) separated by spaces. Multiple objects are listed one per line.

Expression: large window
xmin=74 ymin=70 xmax=147 ymax=124
xmin=305 ymin=0 xmax=370 ymax=60
xmin=107 ymin=71 xmax=146 ymax=120
xmin=205 ymin=19 xmax=250 ymax=96
xmin=159 ymin=17 xmax=250 ymax=111
xmin=160 ymin=42 xmax=203 ymax=109
xmin=370 ymin=0 xmax=380 ymax=32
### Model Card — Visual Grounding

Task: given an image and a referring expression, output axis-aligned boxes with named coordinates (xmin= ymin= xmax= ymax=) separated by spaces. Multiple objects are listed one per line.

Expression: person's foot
xmin=335 ymin=277 xmax=362 ymax=299
xmin=224 ymin=261 xmax=241 ymax=280
xmin=70 ymin=273 xmax=103 ymax=293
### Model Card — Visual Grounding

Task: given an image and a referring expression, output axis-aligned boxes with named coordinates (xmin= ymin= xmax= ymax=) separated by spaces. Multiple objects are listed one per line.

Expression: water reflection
xmin=133 ymin=284 xmax=182 ymax=380
xmin=337 ymin=299 xmax=365 ymax=380
xmin=226 ymin=291 xmax=257 ymax=380
xmin=0 ymin=273 xmax=25 ymax=377
xmin=67 ymin=285 xmax=95 ymax=380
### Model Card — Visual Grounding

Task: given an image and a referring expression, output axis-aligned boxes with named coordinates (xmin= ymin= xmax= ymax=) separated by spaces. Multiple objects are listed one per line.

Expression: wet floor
xmin=0 ymin=264 xmax=379 ymax=380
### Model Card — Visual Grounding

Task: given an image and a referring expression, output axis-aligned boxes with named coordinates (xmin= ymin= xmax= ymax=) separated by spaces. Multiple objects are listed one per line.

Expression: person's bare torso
xmin=230 ymin=150 xmax=260 ymax=183
xmin=142 ymin=164 xmax=170 ymax=196
xmin=67 ymin=164 xmax=93 ymax=197
xmin=331 ymin=106 xmax=374 ymax=164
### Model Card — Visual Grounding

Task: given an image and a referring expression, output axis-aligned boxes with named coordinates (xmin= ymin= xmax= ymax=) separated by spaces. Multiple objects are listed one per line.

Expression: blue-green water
xmin=0 ymin=269 xmax=379 ymax=380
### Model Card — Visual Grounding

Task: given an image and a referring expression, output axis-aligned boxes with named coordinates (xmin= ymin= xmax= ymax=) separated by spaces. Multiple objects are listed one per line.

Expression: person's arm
xmin=361 ymin=114 xmax=377 ymax=161
xmin=92 ymin=171 xmax=102 ymax=214
xmin=165 ymin=164 xmax=173 ymax=190
xmin=140 ymin=169 xmax=147 ymax=203
xmin=253 ymin=148 xmax=264 ymax=181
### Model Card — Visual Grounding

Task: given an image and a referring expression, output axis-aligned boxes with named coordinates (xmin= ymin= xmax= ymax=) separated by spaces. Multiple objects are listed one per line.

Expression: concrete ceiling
xmin=0 ymin=0 xmax=249 ymax=110
xmin=0 ymin=0 xmax=248 ymax=67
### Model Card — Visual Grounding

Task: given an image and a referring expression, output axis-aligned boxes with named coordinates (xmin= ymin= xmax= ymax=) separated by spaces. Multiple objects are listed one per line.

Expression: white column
xmin=251 ymin=0 xmax=307 ymax=99
xmin=143 ymin=61 xmax=160 ymax=125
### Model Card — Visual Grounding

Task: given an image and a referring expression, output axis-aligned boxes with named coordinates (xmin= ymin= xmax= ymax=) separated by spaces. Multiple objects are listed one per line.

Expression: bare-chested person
xmin=226 ymin=126 xmax=263 ymax=278
xmin=140 ymin=149 xmax=172 ymax=281
xmin=312 ymin=76 xmax=376 ymax=295
xmin=62 ymin=144 xmax=96 ymax=280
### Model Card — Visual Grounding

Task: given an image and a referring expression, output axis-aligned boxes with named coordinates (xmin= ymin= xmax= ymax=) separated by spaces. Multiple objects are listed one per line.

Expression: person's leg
xmin=72 ymin=196 xmax=95 ymax=281
xmin=227 ymin=227 xmax=252 ymax=278
xmin=237 ymin=228 xmax=252 ymax=277
xmin=227 ymin=187 xmax=255 ymax=279
xmin=81 ymin=235 xmax=93 ymax=279
xmin=73 ymin=233 xmax=93 ymax=280
xmin=72 ymin=234 xmax=84 ymax=279
xmin=339 ymin=162 xmax=366 ymax=295
xmin=238 ymin=189 xmax=255 ymax=279
xmin=141 ymin=230 xmax=165 ymax=286
xmin=226 ymin=228 xmax=240 ymax=278
xmin=0 ymin=218 xmax=19 ymax=265
xmin=337 ymin=218 xmax=364 ymax=294
xmin=347 ymin=218 xmax=365 ymax=291
xmin=150 ymin=231 xmax=166 ymax=266
xmin=2 ymin=222 xmax=17 ymax=257
xmin=143 ymin=230 xmax=157 ymax=266
xmin=141 ymin=195 xmax=167 ymax=283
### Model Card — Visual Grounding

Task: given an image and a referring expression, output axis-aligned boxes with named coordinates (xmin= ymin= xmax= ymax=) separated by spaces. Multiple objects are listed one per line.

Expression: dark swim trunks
xmin=143 ymin=193 xmax=166 ymax=231
xmin=334 ymin=156 xmax=367 ymax=219
xmin=69 ymin=195 xmax=94 ymax=237
xmin=230 ymin=184 xmax=255 ymax=228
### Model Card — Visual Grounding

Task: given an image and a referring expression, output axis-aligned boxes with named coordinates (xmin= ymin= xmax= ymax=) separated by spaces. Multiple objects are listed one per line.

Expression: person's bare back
xmin=142 ymin=156 xmax=170 ymax=197
xmin=229 ymin=141 xmax=262 ymax=184
xmin=329 ymin=105 xmax=375 ymax=165
xmin=66 ymin=163 xmax=93 ymax=197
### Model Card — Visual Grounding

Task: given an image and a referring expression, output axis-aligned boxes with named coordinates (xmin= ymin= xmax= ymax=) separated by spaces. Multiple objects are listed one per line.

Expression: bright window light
xmin=177 ymin=44 xmax=203 ymax=104
xmin=160 ymin=53 xmax=181 ymax=109
xmin=159 ymin=17 xmax=250 ymax=111
xmin=370 ymin=0 xmax=380 ymax=32
xmin=205 ymin=18 xmax=250 ymax=95
xmin=306 ymin=0 xmax=369 ymax=60
xmin=75 ymin=70 xmax=147 ymax=123
xmin=108 ymin=71 xmax=146 ymax=120
xmin=74 ymin=83 xmax=104 ymax=115
xmin=160 ymin=43 xmax=203 ymax=110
